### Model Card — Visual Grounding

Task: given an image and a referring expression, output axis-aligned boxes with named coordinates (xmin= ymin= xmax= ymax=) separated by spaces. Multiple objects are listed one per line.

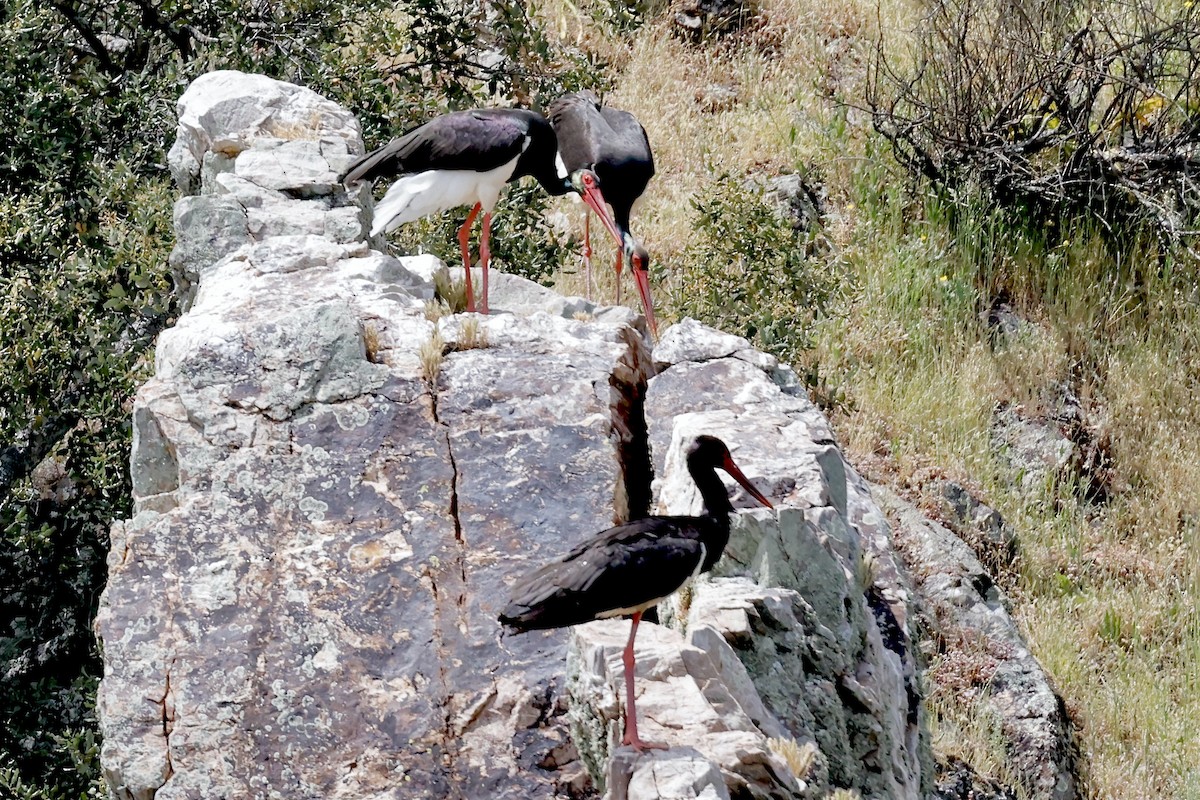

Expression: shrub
xmin=664 ymin=175 xmax=841 ymax=367
xmin=868 ymin=0 xmax=1200 ymax=255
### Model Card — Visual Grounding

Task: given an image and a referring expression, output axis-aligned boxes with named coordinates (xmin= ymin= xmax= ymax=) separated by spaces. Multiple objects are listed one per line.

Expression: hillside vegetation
xmin=2 ymin=0 xmax=1199 ymax=796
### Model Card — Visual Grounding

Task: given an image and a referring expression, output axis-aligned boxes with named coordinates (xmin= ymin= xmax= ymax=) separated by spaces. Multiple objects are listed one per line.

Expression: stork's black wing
xmin=547 ymin=90 xmax=607 ymax=173
xmin=342 ymin=109 xmax=533 ymax=184
xmin=499 ymin=515 xmax=708 ymax=631
xmin=598 ymin=106 xmax=655 ymax=183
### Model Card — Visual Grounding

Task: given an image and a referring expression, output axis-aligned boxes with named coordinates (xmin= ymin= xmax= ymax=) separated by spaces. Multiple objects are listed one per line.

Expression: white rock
xmin=653 ymin=318 xmax=751 ymax=370
xmin=169 ymin=70 xmax=362 ymax=192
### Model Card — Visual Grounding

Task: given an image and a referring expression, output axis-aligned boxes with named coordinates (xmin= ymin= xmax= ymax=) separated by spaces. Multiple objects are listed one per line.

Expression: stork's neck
xmin=689 ymin=461 xmax=733 ymax=520
xmin=688 ymin=461 xmax=734 ymax=573
xmin=614 ymin=207 xmax=633 ymax=239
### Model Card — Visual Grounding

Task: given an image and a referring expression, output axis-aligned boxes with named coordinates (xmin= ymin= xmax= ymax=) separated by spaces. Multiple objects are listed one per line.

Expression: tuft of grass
xmin=767 ymin=736 xmax=817 ymax=780
xmin=362 ymin=320 xmax=383 ymax=363
xmin=423 ymin=298 xmax=450 ymax=322
xmin=419 ymin=332 xmax=445 ymax=386
xmin=433 ymin=271 xmax=470 ymax=314
xmin=926 ymin=688 xmax=1025 ymax=797
xmin=456 ymin=316 xmax=488 ymax=350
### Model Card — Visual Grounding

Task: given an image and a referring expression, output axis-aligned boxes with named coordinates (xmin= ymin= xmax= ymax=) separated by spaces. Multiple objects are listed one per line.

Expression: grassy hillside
xmin=533 ymin=0 xmax=1200 ymax=796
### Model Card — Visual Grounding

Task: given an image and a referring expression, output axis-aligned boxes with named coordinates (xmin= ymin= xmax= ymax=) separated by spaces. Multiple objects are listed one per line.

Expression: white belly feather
xmin=370 ymin=156 xmax=522 ymax=236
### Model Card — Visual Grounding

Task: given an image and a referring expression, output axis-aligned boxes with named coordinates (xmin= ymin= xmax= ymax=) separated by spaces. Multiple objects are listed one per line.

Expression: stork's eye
xmin=583 ymin=172 xmax=596 ymax=188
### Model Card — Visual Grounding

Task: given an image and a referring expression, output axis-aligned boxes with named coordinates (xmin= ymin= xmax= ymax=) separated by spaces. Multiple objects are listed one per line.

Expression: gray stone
xmin=606 ymin=749 xmax=732 ymax=800
xmin=991 ymin=406 xmax=1080 ymax=492
xmin=653 ymin=317 xmax=751 ymax=371
xmin=234 ymin=139 xmax=348 ymax=196
xmin=939 ymin=480 xmax=1018 ymax=567
xmin=979 ymin=302 xmax=1027 ymax=342
xmin=567 ymin=620 xmax=803 ymax=799
xmin=873 ymin=485 xmax=1077 ymax=800
xmin=168 ymin=194 xmax=249 ymax=308
xmin=673 ymin=0 xmax=754 ymax=40
xmin=761 ymin=174 xmax=824 ymax=235
xmin=167 ymin=70 xmax=362 ymax=193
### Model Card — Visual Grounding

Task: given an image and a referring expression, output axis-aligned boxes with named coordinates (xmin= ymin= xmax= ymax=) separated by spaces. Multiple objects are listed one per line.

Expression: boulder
xmin=991 ymin=406 xmax=1080 ymax=493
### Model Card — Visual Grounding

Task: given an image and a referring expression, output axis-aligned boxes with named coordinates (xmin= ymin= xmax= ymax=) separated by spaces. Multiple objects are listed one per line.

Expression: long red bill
xmin=580 ymin=184 xmax=623 ymax=247
xmin=721 ymin=455 xmax=774 ymax=508
xmin=632 ymin=265 xmax=658 ymax=338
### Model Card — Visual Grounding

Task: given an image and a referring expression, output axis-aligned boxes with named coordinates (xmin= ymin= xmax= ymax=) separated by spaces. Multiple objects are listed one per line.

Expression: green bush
xmin=665 ymin=175 xmax=842 ymax=367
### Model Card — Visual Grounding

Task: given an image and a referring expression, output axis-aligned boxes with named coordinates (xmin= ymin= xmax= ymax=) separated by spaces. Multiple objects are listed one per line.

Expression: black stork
xmin=548 ymin=90 xmax=658 ymax=336
xmin=499 ymin=435 xmax=773 ymax=750
xmin=342 ymin=108 xmax=616 ymax=314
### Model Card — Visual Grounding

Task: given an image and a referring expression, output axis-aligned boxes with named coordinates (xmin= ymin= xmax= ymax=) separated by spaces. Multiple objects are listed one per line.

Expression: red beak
xmin=580 ymin=184 xmax=623 ymax=248
xmin=721 ymin=455 xmax=773 ymax=508
xmin=632 ymin=261 xmax=658 ymax=337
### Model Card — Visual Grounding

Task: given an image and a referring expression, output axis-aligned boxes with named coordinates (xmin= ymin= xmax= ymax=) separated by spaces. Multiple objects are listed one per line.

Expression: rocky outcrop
xmin=875 ymin=487 xmax=1077 ymax=800
xmin=95 ymin=70 xmax=1072 ymax=800
xmin=587 ymin=321 xmax=932 ymax=799
xmin=98 ymin=70 xmax=651 ymax=800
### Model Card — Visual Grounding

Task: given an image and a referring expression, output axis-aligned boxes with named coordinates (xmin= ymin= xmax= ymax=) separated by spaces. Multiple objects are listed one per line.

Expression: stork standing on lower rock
xmin=342 ymin=108 xmax=618 ymax=314
xmin=499 ymin=435 xmax=773 ymax=750
xmin=548 ymin=90 xmax=658 ymax=336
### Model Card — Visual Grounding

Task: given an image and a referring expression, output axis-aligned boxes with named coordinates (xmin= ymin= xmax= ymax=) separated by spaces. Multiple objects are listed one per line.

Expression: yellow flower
xmin=939 ymin=274 xmax=949 ymax=283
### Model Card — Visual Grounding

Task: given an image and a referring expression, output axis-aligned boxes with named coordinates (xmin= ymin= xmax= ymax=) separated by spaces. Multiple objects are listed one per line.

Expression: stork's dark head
xmin=625 ymin=237 xmax=650 ymax=274
xmin=686 ymin=435 xmax=733 ymax=468
xmin=686 ymin=436 xmax=773 ymax=509
xmin=569 ymin=168 xmax=600 ymax=194
xmin=571 ymin=168 xmax=623 ymax=245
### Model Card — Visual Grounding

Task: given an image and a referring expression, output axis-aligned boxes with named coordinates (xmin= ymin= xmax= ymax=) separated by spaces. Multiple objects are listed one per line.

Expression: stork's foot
xmin=620 ymin=731 xmax=668 ymax=752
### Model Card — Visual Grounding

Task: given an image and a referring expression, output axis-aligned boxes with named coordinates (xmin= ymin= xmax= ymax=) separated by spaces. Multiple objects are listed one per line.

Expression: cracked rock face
xmin=97 ymin=70 xmax=652 ymax=800
xmin=561 ymin=323 xmax=932 ymax=799
xmin=621 ymin=330 xmax=930 ymax=799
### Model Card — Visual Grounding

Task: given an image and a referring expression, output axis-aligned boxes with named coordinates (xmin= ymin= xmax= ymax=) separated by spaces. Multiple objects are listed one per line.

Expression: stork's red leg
xmin=620 ymin=611 xmax=666 ymax=751
xmin=614 ymin=249 xmax=623 ymax=305
xmin=479 ymin=211 xmax=492 ymax=315
xmin=583 ymin=210 xmax=593 ymax=301
xmin=457 ymin=203 xmax=482 ymax=313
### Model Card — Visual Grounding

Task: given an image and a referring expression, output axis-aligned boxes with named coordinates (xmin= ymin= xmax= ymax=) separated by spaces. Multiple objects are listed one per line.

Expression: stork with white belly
xmin=342 ymin=108 xmax=618 ymax=314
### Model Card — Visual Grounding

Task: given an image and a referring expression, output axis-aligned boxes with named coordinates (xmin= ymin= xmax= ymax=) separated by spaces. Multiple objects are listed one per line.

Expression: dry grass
xmin=530 ymin=0 xmax=1200 ymax=796
xmin=767 ymin=736 xmax=818 ymax=780
xmin=362 ymin=320 xmax=384 ymax=363
xmin=455 ymin=315 xmax=488 ymax=350
xmin=418 ymin=331 xmax=445 ymax=386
